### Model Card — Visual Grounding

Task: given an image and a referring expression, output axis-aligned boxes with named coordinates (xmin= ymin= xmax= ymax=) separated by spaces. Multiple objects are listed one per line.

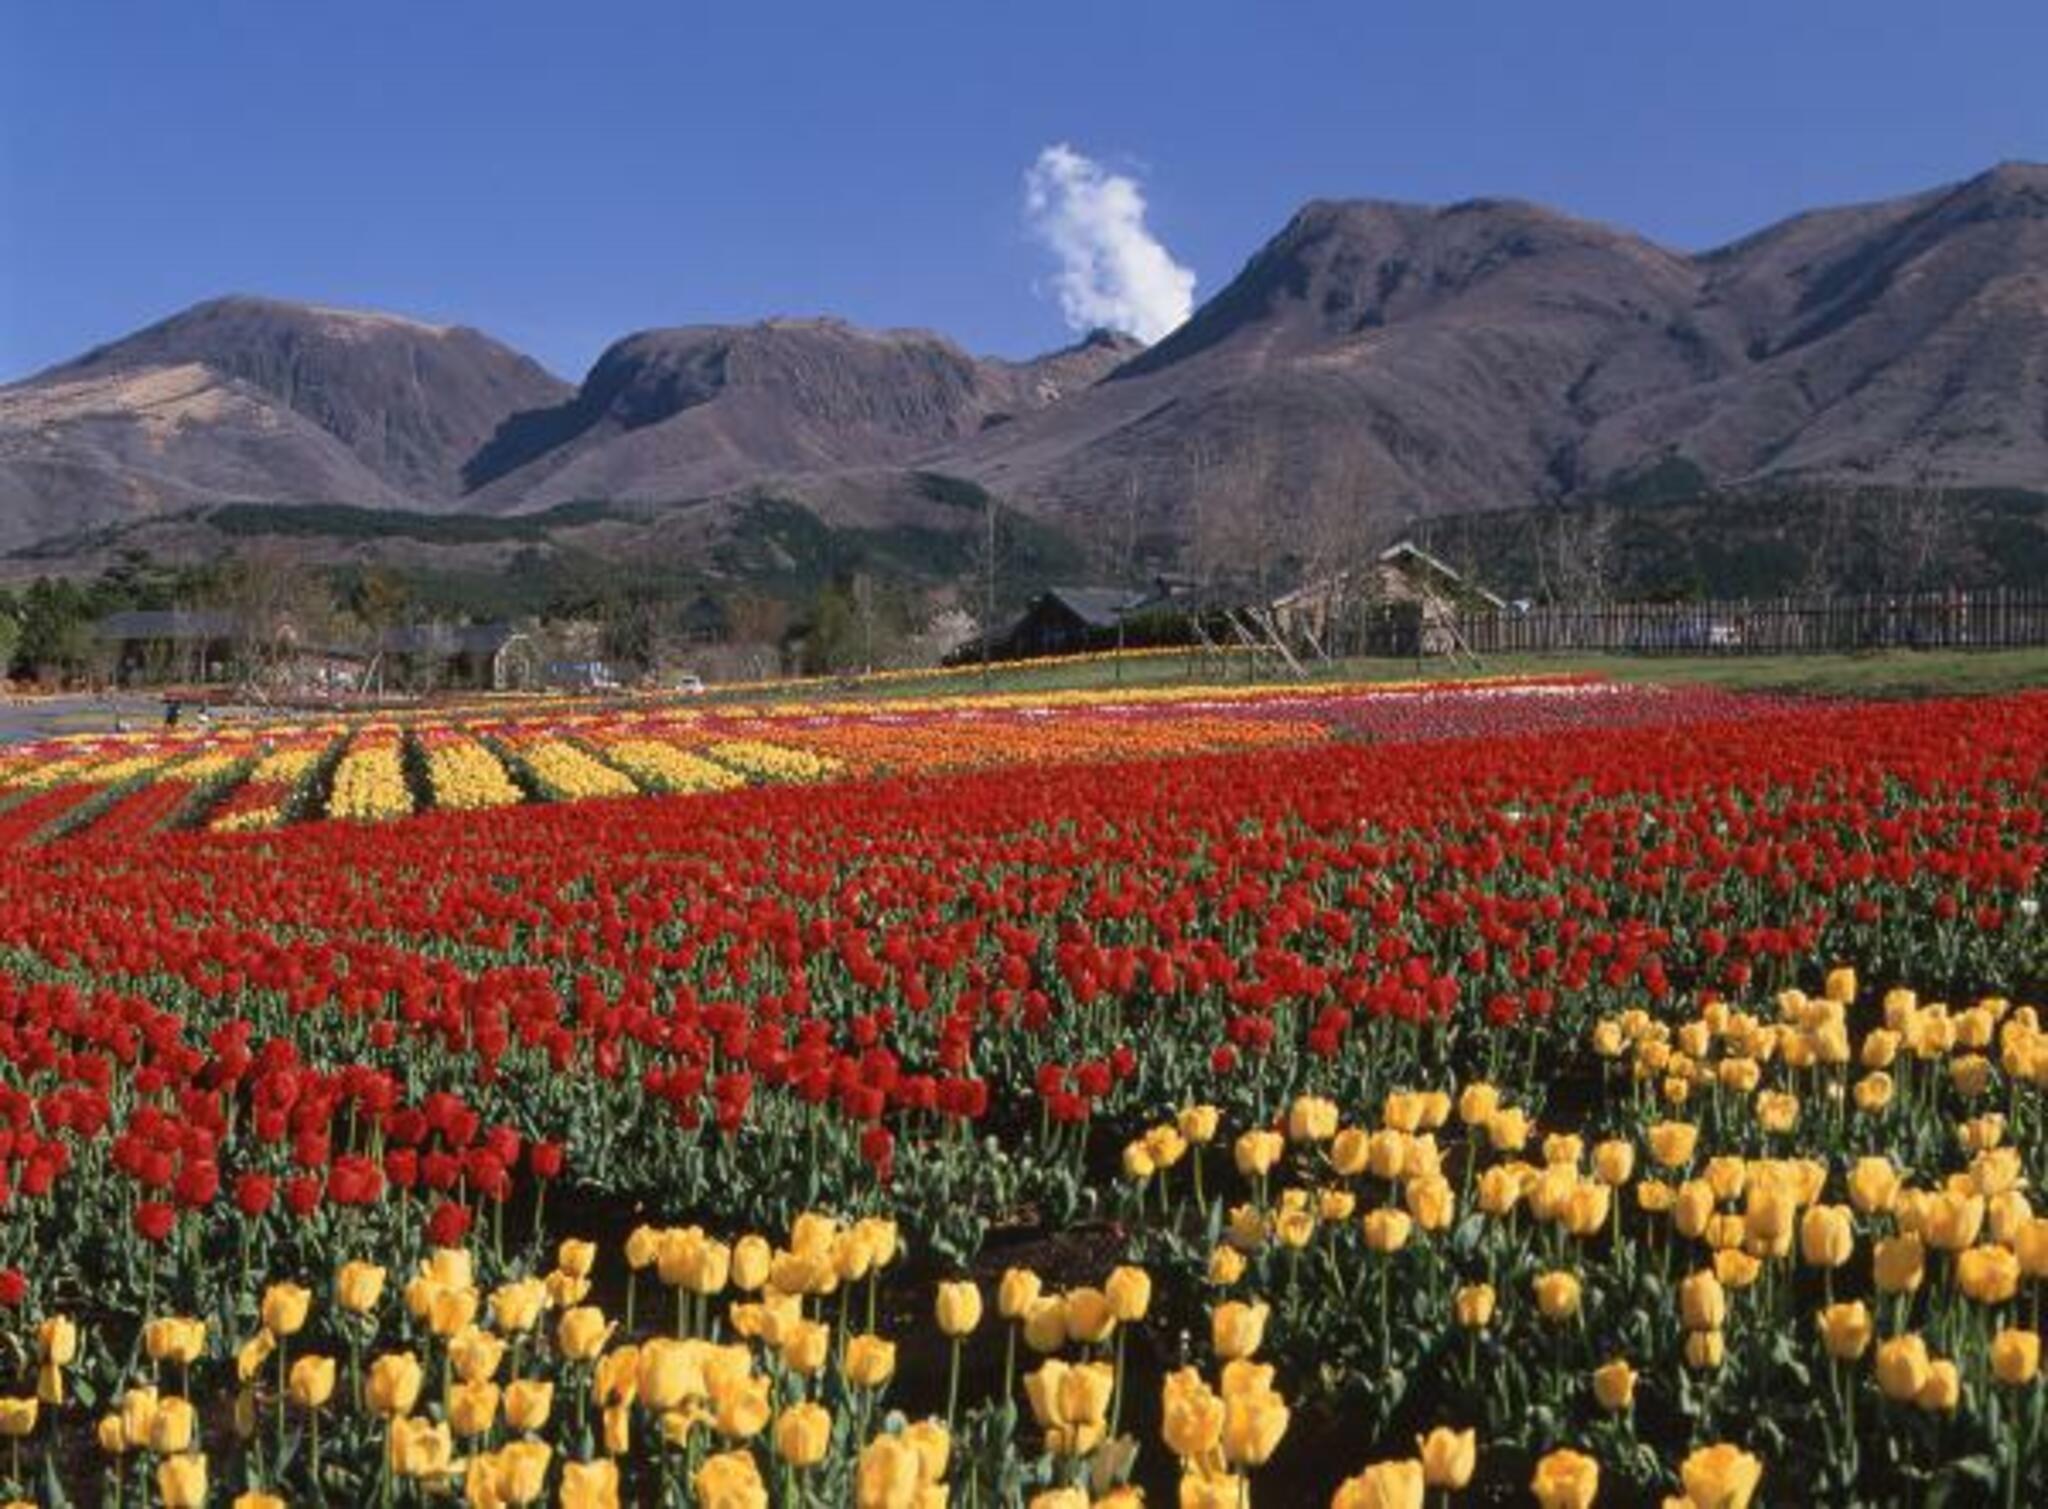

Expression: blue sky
xmin=3 ymin=0 xmax=2043 ymax=381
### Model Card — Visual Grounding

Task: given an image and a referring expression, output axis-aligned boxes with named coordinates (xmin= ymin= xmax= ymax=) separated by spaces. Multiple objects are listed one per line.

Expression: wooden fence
xmin=1438 ymin=588 xmax=2048 ymax=658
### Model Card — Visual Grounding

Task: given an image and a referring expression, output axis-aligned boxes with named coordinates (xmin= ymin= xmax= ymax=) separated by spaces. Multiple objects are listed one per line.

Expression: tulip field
xmin=0 ymin=675 xmax=2042 ymax=1507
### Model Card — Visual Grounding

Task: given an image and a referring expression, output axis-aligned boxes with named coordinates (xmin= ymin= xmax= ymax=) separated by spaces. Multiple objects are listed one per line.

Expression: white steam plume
xmin=1024 ymin=144 xmax=1195 ymax=344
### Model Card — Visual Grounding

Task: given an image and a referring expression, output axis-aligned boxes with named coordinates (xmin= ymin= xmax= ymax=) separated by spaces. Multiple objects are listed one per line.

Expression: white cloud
xmin=1024 ymin=144 xmax=1195 ymax=344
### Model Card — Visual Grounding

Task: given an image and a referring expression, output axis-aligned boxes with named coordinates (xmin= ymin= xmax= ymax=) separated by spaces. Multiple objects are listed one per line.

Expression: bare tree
xmin=1797 ymin=484 xmax=1858 ymax=597
xmin=1881 ymin=475 xmax=1964 ymax=593
xmin=210 ymin=542 xmax=333 ymax=698
xmin=1541 ymin=503 xmax=1618 ymax=606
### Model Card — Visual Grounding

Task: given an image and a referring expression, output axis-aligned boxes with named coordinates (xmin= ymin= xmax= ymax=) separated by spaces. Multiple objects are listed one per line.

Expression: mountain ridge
xmin=3 ymin=162 xmax=2046 ymax=570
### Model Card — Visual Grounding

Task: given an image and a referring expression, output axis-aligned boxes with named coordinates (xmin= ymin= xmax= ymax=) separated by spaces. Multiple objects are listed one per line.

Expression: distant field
xmin=702 ymin=644 xmax=2048 ymax=705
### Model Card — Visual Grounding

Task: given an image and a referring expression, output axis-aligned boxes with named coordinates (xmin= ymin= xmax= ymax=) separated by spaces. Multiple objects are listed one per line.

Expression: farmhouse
xmin=379 ymin=622 xmax=541 ymax=691
xmin=1270 ymin=541 xmax=1505 ymax=656
xmin=94 ymin=609 xmax=240 ymax=685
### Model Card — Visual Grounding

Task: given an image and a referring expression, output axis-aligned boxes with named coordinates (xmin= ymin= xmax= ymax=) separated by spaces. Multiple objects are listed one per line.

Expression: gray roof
xmin=94 ymin=609 xmax=236 ymax=642
xmin=1039 ymin=586 xmax=1150 ymax=628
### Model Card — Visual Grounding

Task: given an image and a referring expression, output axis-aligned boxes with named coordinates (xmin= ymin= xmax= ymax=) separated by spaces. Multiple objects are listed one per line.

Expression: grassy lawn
xmin=703 ymin=645 xmax=2048 ymax=705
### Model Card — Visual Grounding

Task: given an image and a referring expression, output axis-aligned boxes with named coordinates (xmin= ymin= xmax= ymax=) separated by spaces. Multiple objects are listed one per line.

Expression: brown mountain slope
xmin=933 ymin=163 xmax=2048 ymax=557
xmin=33 ymin=295 xmax=573 ymax=499
xmin=462 ymin=319 xmax=1139 ymax=509
xmin=0 ymin=296 xmax=572 ymax=547
xmin=0 ymin=362 xmax=408 ymax=550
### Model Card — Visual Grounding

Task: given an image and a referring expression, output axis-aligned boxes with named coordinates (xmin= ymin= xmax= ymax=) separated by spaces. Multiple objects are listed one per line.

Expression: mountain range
xmin=3 ymin=161 xmax=2045 ymax=587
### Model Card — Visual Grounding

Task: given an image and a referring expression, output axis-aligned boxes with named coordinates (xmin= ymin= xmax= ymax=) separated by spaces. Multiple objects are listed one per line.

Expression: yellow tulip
xmin=490 ymin=1278 xmax=548 ymax=1334
xmin=1798 ymin=1205 xmax=1855 ymax=1269
xmin=156 ymin=1454 xmax=208 ymax=1509
xmin=427 ymin=1284 xmax=478 ymax=1338
xmin=366 ymin=1352 xmax=424 ymax=1417
xmin=144 ymin=1317 xmax=207 ymax=1367
xmin=557 ymin=1306 xmax=610 ymax=1361
xmin=1592 ymin=1359 xmax=1636 ymax=1411
xmin=260 ymin=1282 xmax=311 ymax=1338
xmin=448 ymin=1379 xmax=501 ymax=1438
xmin=1817 ymin=1301 xmax=1873 ymax=1361
xmin=1211 ymin=1300 xmax=1269 ymax=1361
xmin=1991 ymin=1328 xmax=2041 ymax=1386
xmin=1063 ymin=1287 xmax=1117 ymax=1346
xmin=336 ymin=1261 xmax=386 ymax=1315
xmin=1679 ymin=1443 xmax=1763 ymax=1508
xmin=2016 ymin=1217 xmax=2048 ymax=1278
xmin=1487 ymin=1108 xmax=1530 ymax=1152
xmin=1457 ymin=1083 xmax=1502 ymax=1126
xmin=935 ymin=1281 xmax=983 ymax=1338
xmin=118 ymin=1387 xmax=159 ymax=1451
xmin=1178 ymin=1104 xmax=1221 ymax=1144
xmin=843 ymin=1333 xmax=896 ymax=1389
xmin=1955 ymin=1245 xmax=2020 ymax=1304
xmin=1923 ymin=1191 xmax=1986 ymax=1252
xmin=559 ymin=1458 xmax=621 ymax=1509
xmin=711 ymin=1372 xmax=770 ymax=1440
xmin=730 ymin=1234 xmax=772 ymax=1293
xmin=1454 ymin=1284 xmax=1495 ymax=1329
xmin=449 ymin=1325 xmax=507 ymax=1384
xmin=491 ymin=1439 xmax=550 ymax=1504
xmin=1219 ymin=1378 xmax=1288 ymax=1466
xmin=1363 ymin=1208 xmax=1414 ymax=1253
xmin=773 ymin=1402 xmax=832 ymax=1467
xmin=1417 ymin=1426 xmax=1476 ymax=1488
xmin=1533 ymin=1271 xmax=1582 ymax=1323
xmin=147 ymin=1397 xmax=196 ymax=1455
xmin=387 ymin=1416 xmax=453 ymax=1479
xmin=1680 ymin=1270 xmax=1726 ymax=1331
xmin=998 ymin=1267 xmax=1043 ymax=1320
xmin=556 ymin=1239 xmax=597 ymax=1279
xmin=0 ymin=1399 xmax=36 ymax=1440
xmin=1592 ymin=1139 xmax=1636 ymax=1187
xmin=1329 ymin=1127 xmax=1372 ymax=1177
xmin=1022 ymin=1297 xmax=1069 ymax=1355
xmin=1847 ymin=1157 xmax=1900 ymax=1215
xmin=855 ymin=1434 xmax=926 ymax=1509
xmin=1638 ymin=1122 xmax=1703 ymax=1179
xmin=1333 ymin=1461 xmax=1426 ymax=1508
xmin=1873 ymin=1234 xmax=1927 ymax=1294
xmin=1286 ymin=1094 xmax=1340 ymax=1142
xmin=1876 ymin=1335 xmax=1932 ymax=1401
xmin=1916 ymin=1358 xmax=1961 ymax=1413
xmin=902 ymin=1418 xmax=949 ymax=1486
xmin=502 ymin=1378 xmax=553 ymax=1432
xmin=636 ymin=1339 xmax=698 ymax=1413
xmin=780 ymin=1320 xmax=831 ymax=1378
xmin=1234 ymin=1129 xmax=1284 ymax=1177
xmin=1530 ymin=1448 xmax=1600 ymax=1509
xmin=1160 ymin=1367 xmax=1225 ymax=1459
xmin=37 ymin=1317 xmax=78 ymax=1368
xmin=1105 ymin=1265 xmax=1152 ymax=1322
xmin=1685 ymin=1329 xmax=1726 ymax=1369
xmin=288 ymin=1355 xmax=336 ymax=1410
xmin=1667 ymin=1179 xmax=1713 ymax=1242
xmin=694 ymin=1447 xmax=768 ymax=1509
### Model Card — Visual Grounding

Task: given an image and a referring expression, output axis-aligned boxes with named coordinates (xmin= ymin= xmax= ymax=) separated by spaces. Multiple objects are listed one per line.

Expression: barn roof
xmin=1039 ymin=586 xmax=1150 ymax=628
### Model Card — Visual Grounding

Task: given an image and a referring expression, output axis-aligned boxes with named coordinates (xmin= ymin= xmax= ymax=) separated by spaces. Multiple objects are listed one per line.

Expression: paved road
xmin=0 ymin=694 xmax=181 ymax=745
